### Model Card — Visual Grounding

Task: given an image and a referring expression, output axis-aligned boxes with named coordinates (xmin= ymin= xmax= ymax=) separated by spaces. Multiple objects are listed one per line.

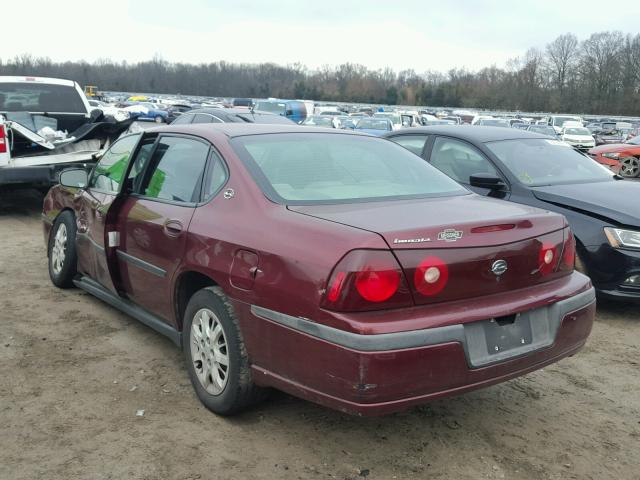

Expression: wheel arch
xmin=174 ymin=270 xmax=220 ymax=332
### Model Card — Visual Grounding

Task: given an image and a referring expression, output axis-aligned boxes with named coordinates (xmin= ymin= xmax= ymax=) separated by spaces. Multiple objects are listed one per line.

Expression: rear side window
xmin=0 ymin=82 xmax=86 ymax=113
xmin=390 ymin=135 xmax=428 ymax=156
xmin=139 ymin=137 xmax=209 ymax=203
xmin=89 ymin=134 xmax=141 ymax=193
xmin=203 ymin=151 xmax=229 ymax=199
xmin=171 ymin=114 xmax=194 ymax=125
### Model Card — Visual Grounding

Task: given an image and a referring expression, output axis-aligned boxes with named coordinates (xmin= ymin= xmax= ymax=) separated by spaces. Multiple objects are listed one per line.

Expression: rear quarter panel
xmin=178 ymin=136 xmax=386 ymax=330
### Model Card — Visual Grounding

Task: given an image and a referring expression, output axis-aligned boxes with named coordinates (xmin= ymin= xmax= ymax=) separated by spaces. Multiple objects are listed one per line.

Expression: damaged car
xmin=0 ymin=76 xmax=134 ymax=188
xmin=43 ymin=123 xmax=594 ymax=416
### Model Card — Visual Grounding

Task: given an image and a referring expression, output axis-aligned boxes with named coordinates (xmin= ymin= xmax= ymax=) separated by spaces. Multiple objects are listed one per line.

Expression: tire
xmin=48 ymin=211 xmax=78 ymax=288
xmin=154 ymin=116 xmax=164 ymax=124
xmin=619 ymin=156 xmax=640 ymax=178
xmin=182 ymin=286 xmax=266 ymax=415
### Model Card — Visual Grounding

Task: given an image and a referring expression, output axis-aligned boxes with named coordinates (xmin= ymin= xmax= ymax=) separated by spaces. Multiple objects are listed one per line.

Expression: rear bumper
xmin=241 ymin=280 xmax=595 ymax=416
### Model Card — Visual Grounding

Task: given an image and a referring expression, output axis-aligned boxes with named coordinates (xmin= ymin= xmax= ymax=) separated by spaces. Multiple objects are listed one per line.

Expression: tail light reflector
xmin=414 ymin=256 xmax=449 ymax=296
xmin=322 ymin=250 xmax=412 ymax=312
xmin=538 ymin=243 xmax=558 ymax=275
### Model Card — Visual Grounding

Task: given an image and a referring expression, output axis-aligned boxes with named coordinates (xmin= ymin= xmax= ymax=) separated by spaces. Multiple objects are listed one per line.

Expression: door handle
xmin=163 ymin=219 xmax=184 ymax=237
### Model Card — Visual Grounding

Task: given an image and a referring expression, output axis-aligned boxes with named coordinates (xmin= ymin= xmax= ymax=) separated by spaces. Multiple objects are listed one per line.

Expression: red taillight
xmin=414 ymin=256 xmax=449 ymax=296
xmin=538 ymin=243 xmax=558 ymax=275
xmin=355 ymin=268 xmax=400 ymax=302
xmin=322 ymin=250 xmax=412 ymax=312
xmin=560 ymin=229 xmax=576 ymax=272
xmin=0 ymin=125 xmax=7 ymax=154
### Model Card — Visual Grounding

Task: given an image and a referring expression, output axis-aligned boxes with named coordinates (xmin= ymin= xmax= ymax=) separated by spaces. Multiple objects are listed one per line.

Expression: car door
xmin=74 ymin=133 xmax=141 ymax=293
xmin=426 ymin=136 xmax=509 ymax=198
xmin=115 ymin=134 xmax=211 ymax=321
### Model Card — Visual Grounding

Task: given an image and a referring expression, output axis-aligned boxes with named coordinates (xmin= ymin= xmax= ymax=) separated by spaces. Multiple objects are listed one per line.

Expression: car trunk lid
xmin=290 ymin=195 xmax=570 ymax=305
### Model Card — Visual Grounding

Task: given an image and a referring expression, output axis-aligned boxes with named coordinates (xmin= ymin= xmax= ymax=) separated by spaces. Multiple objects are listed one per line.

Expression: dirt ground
xmin=1 ymin=188 xmax=639 ymax=480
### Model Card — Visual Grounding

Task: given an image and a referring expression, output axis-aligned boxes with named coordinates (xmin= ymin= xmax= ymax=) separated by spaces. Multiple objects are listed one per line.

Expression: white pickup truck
xmin=0 ymin=76 xmax=131 ymax=187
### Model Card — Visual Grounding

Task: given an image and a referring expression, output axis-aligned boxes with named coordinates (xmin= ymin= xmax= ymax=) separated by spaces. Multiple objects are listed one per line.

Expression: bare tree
xmin=545 ymin=34 xmax=579 ymax=97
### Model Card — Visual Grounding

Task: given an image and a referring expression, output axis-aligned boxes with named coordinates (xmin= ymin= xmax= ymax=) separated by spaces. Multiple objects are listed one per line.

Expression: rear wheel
xmin=182 ymin=286 xmax=266 ymax=415
xmin=48 ymin=211 xmax=78 ymax=288
xmin=154 ymin=116 xmax=164 ymax=124
xmin=619 ymin=156 xmax=640 ymax=178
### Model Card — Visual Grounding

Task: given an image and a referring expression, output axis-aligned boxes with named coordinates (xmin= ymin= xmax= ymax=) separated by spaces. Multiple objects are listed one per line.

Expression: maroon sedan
xmin=43 ymin=124 xmax=595 ymax=416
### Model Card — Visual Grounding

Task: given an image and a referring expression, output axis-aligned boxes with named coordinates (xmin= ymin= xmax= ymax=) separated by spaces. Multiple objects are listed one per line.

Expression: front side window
xmin=89 ymin=134 xmax=141 ymax=193
xmin=390 ymin=135 xmax=428 ymax=156
xmin=231 ymin=133 xmax=466 ymax=204
xmin=139 ymin=137 xmax=209 ymax=203
xmin=430 ymin=137 xmax=499 ymax=184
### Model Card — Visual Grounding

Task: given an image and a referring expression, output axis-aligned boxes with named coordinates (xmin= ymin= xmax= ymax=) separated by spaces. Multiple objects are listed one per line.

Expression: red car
xmin=588 ymin=136 xmax=640 ymax=178
xmin=43 ymin=124 xmax=595 ymax=416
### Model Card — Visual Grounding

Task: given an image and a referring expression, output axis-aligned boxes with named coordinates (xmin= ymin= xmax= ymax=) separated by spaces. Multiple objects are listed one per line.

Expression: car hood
xmin=532 ymin=180 xmax=640 ymax=227
xmin=589 ymin=143 xmax=636 ymax=153
xmin=288 ymin=194 xmax=565 ymax=249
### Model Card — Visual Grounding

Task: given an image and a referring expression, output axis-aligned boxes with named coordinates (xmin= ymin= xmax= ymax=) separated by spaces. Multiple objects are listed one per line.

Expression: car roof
xmin=386 ymin=125 xmax=548 ymax=142
xmin=186 ymin=107 xmax=279 ymax=116
xmin=149 ymin=122 xmax=363 ymax=138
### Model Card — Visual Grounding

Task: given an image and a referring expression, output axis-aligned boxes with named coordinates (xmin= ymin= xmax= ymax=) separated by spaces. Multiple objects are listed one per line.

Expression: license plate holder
xmin=484 ymin=314 xmax=533 ymax=356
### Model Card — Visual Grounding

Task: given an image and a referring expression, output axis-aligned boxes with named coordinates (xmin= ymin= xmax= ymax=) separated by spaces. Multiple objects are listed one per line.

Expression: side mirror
xmin=59 ymin=168 xmax=89 ymax=188
xmin=469 ymin=173 xmax=506 ymax=190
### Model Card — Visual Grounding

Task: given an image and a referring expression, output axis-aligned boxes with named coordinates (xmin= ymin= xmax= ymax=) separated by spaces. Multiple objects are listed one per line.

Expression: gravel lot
xmin=1 ymin=188 xmax=639 ymax=480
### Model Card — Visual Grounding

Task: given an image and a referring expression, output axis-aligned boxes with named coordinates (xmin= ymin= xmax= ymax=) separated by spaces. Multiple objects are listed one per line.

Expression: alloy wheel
xmin=190 ymin=308 xmax=229 ymax=395
xmin=619 ymin=157 xmax=640 ymax=178
xmin=51 ymin=223 xmax=67 ymax=275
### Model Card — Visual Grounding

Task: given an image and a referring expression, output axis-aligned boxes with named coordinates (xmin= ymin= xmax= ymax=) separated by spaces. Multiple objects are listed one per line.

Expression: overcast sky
xmin=5 ymin=0 xmax=639 ymax=72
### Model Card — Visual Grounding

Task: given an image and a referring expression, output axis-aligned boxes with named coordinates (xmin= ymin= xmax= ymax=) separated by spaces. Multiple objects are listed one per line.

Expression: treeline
xmin=1 ymin=31 xmax=640 ymax=115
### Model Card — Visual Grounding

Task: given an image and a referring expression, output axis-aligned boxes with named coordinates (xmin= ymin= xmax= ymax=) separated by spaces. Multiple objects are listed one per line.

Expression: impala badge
xmin=437 ymin=229 xmax=463 ymax=242
xmin=491 ymin=259 xmax=508 ymax=276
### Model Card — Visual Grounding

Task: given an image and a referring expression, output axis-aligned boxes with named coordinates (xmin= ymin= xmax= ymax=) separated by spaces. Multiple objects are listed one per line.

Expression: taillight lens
xmin=414 ymin=256 xmax=449 ymax=296
xmin=0 ymin=125 xmax=7 ymax=154
xmin=560 ymin=228 xmax=576 ymax=272
xmin=322 ymin=250 xmax=412 ymax=312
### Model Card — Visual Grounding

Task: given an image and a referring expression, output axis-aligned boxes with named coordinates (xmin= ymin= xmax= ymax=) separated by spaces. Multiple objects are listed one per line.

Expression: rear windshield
xmin=231 ymin=133 xmax=467 ymax=204
xmin=254 ymin=101 xmax=286 ymax=114
xmin=0 ymin=82 xmax=86 ymax=113
xmin=564 ymin=128 xmax=590 ymax=135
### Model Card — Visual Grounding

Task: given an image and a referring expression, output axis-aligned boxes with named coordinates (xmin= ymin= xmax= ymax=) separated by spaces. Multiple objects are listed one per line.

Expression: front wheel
xmin=182 ymin=286 xmax=266 ymax=415
xmin=48 ymin=211 xmax=78 ymax=288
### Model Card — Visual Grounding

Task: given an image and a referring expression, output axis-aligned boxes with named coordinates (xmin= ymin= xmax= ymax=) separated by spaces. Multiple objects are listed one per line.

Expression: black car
xmin=166 ymin=104 xmax=195 ymax=123
xmin=385 ymin=126 xmax=640 ymax=302
xmin=170 ymin=107 xmax=296 ymax=125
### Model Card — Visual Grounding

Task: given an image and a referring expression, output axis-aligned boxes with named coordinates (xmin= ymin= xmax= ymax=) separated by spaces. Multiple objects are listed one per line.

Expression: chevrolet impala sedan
xmin=43 ymin=124 xmax=595 ymax=416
